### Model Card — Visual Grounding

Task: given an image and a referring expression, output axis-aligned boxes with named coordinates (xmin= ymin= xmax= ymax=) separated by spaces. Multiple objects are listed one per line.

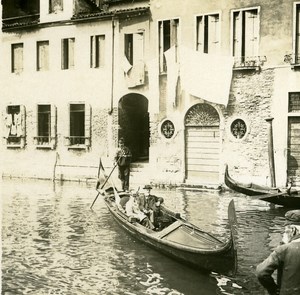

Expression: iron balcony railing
xmin=284 ymin=53 xmax=300 ymax=66
xmin=233 ymin=56 xmax=267 ymax=69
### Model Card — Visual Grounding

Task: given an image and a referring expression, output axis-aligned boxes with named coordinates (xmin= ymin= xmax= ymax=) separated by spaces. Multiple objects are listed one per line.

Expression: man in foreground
xmin=256 ymin=213 xmax=300 ymax=295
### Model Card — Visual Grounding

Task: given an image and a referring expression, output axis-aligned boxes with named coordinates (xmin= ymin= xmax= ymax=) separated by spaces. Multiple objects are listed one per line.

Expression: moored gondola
xmin=224 ymin=164 xmax=280 ymax=196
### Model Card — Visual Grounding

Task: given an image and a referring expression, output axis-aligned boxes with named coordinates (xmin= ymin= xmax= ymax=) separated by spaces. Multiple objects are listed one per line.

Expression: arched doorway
xmin=184 ymin=103 xmax=220 ymax=184
xmin=118 ymin=94 xmax=149 ymax=162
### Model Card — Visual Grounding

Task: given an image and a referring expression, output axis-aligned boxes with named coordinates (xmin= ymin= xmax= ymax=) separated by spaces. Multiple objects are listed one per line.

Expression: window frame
xmin=124 ymin=31 xmax=144 ymax=66
xmin=4 ymin=105 xmax=26 ymax=148
xmin=90 ymin=35 xmax=105 ymax=68
xmin=37 ymin=40 xmax=50 ymax=71
xmin=61 ymin=38 xmax=75 ymax=70
xmin=49 ymin=0 xmax=63 ymax=13
xmin=65 ymin=103 xmax=91 ymax=149
xmin=293 ymin=2 xmax=300 ymax=64
xmin=195 ymin=12 xmax=221 ymax=54
xmin=11 ymin=43 xmax=24 ymax=73
xmin=158 ymin=18 xmax=180 ymax=73
xmin=34 ymin=104 xmax=57 ymax=149
xmin=231 ymin=6 xmax=260 ymax=61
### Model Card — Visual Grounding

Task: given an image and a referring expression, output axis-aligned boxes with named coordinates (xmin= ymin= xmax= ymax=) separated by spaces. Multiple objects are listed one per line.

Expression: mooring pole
xmin=265 ymin=118 xmax=276 ymax=187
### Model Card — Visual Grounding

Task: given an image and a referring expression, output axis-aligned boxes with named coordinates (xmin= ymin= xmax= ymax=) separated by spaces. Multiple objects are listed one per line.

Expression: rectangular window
xmin=196 ymin=14 xmax=220 ymax=54
xmin=158 ymin=19 xmax=179 ymax=73
xmin=90 ymin=35 xmax=105 ymax=68
xmin=70 ymin=104 xmax=85 ymax=145
xmin=37 ymin=105 xmax=51 ymax=144
xmin=11 ymin=43 xmax=23 ymax=73
xmin=49 ymin=0 xmax=63 ymax=13
xmin=5 ymin=105 xmax=26 ymax=148
xmin=37 ymin=41 xmax=49 ymax=71
xmin=295 ymin=4 xmax=300 ymax=63
xmin=232 ymin=8 xmax=259 ymax=60
xmin=124 ymin=32 xmax=144 ymax=66
xmin=289 ymin=92 xmax=300 ymax=112
xmin=62 ymin=38 xmax=75 ymax=70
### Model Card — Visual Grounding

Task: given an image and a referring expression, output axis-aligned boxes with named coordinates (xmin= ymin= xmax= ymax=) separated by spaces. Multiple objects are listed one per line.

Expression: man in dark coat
xmin=114 ymin=138 xmax=132 ymax=191
xmin=256 ymin=213 xmax=300 ymax=295
xmin=137 ymin=185 xmax=164 ymax=228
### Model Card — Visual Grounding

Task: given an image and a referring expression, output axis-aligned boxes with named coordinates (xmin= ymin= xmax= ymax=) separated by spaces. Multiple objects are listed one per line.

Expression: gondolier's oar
xmin=90 ymin=159 xmax=119 ymax=210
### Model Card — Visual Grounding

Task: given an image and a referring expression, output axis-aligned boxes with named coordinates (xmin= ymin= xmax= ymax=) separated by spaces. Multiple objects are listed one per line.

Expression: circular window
xmin=231 ymin=119 xmax=247 ymax=139
xmin=161 ymin=120 xmax=175 ymax=139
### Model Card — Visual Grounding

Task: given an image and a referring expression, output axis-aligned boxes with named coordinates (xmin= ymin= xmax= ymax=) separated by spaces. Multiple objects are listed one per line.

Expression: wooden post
xmin=266 ymin=118 xmax=276 ymax=187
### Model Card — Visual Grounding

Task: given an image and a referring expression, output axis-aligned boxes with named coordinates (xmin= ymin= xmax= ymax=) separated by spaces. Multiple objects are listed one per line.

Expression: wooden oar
xmin=90 ymin=160 xmax=119 ymax=210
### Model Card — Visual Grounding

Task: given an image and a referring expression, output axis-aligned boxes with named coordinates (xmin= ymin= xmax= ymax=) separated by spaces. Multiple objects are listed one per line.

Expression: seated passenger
xmin=138 ymin=185 xmax=164 ymax=228
xmin=125 ymin=193 xmax=154 ymax=229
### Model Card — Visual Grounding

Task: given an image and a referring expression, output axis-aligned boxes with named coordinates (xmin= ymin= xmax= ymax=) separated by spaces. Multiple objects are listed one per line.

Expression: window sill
xmin=233 ymin=66 xmax=260 ymax=71
xmin=7 ymin=144 xmax=22 ymax=149
xmin=67 ymin=145 xmax=88 ymax=150
xmin=36 ymin=145 xmax=53 ymax=149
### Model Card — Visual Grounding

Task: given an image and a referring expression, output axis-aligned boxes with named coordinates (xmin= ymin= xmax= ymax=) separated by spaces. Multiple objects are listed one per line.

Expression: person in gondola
xmin=138 ymin=185 xmax=164 ymax=229
xmin=114 ymin=137 xmax=132 ymax=192
xmin=125 ymin=192 xmax=154 ymax=229
xmin=256 ymin=216 xmax=300 ymax=295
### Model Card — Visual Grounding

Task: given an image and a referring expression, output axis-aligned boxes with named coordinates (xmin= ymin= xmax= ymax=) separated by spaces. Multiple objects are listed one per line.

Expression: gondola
xmin=103 ymin=188 xmax=237 ymax=276
xmin=224 ymin=164 xmax=280 ymax=196
xmin=259 ymin=192 xmax=300 ymax=208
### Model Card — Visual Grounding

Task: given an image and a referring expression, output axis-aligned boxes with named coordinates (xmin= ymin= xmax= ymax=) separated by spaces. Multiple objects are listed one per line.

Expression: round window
xmin=231 ymin=119 xmax=247 ymax=139
xmin=161 ymin=120 xmax=175 ymax=139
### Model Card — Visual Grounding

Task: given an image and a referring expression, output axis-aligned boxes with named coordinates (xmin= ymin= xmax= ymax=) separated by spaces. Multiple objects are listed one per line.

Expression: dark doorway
xmin=118 ymin=94 xmax=149 ymax=162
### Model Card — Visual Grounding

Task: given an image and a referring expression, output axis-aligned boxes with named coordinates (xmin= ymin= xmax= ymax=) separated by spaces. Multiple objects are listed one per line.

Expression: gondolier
xmin=115 ymin=137 xmax=132 ymax=192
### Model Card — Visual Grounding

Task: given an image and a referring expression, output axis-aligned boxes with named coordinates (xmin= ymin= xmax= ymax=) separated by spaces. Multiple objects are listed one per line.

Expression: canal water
xmin=1 ymin=179 xmax=290 ymax=295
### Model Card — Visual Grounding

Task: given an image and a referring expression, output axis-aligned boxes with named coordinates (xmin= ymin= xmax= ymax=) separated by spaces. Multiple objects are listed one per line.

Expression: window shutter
xmin=133 ymin=33 xmax=144 ymax=65
xmin=233 ymin=11 xmax=242 ymax=57
xmin=91 ymin=36 xmax=96 ymax=68
xmin=197 ymin=16 xmax=204 ymax=52
xmin=65 ymin=103 xmax=71 ymax=146
xmin=245 ymin=10 xmax=258 ymax=57
xmin=20 ymin=105 xmax=26 ymax=148
xmin=99 ymin=35 xmax=105 ymax=67
xmin=50 ymin=104 xmax=57 ymax=149
xmin=159 ymin=22 xmax=164 ymax=72
xmin=296 ymin=7 xmax=300 ymax=62
xmin=85 ymin=104 xmax=91 ymax=147
xmin=208 ymin=15 xmax=220 ymax=54
xmin=33 ymin=104 xmax=38 ymax=145
xmin=69 ymin=38 xmax=75 ymax=69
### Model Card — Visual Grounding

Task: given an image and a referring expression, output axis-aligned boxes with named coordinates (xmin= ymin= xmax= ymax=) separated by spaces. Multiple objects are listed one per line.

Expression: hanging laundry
xmin=122 ymin=55 xmax=133 ymax=74
xmin=126 ymin=60 xmax=145 ymax=88
xmin=14 ymin=112 xmax=22 ymax=137
xmin=180 ymin=47 xmax=234 ymax=106
xmin=4 ymin=114 xmax=12 ymax=138
xmin=147 ymin=58 xmax=160 ymax=113
xmin=164 ymin=46 xmax=179 ymax=108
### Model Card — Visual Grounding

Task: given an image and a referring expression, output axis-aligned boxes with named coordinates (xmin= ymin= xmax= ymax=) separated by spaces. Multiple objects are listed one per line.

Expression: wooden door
xmin=185 ymin=126 xmax=220 ymax=184
xmin=287 ymin=117 xmax=300 ymax=186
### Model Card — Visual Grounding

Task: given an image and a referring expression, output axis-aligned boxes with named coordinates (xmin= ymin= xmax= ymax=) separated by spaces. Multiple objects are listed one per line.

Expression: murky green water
xmin=1 ymin=179 xmax=290 ymax=294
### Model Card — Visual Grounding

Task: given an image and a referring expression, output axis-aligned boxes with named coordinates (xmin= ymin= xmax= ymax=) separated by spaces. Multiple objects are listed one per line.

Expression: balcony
xmin=233 ymin=56 xmax=267 ymax=71
xmin=284 ymin=53 xmax=300 ymax=69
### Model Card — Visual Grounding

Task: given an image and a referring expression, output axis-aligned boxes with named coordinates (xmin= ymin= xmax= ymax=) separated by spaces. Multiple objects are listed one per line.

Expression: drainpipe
xmin=108 ymin=16 xmax=115 ymax=115
xmin=266 ymin=118 xmax=276 ymax=187
xmin=107 ymin=16 xmax=115 ymax=159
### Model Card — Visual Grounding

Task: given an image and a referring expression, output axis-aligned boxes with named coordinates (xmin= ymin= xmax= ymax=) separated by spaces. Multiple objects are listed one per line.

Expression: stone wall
xmin=223 ymin=69 xmax=275 ymax=185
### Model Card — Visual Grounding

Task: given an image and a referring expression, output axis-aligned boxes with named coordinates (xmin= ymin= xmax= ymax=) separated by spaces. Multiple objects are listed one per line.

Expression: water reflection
xmin=1 ymin=179 xmax=290 ymax=294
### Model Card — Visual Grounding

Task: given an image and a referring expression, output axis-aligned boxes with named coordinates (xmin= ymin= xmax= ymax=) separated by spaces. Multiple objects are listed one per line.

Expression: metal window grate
xmin=289 ymin=92 xmax=300 ymax=112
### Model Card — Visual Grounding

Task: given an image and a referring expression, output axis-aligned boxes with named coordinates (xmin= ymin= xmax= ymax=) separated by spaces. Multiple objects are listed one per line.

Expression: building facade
xmin=1 ymin=0 xmax=300 ymax=189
